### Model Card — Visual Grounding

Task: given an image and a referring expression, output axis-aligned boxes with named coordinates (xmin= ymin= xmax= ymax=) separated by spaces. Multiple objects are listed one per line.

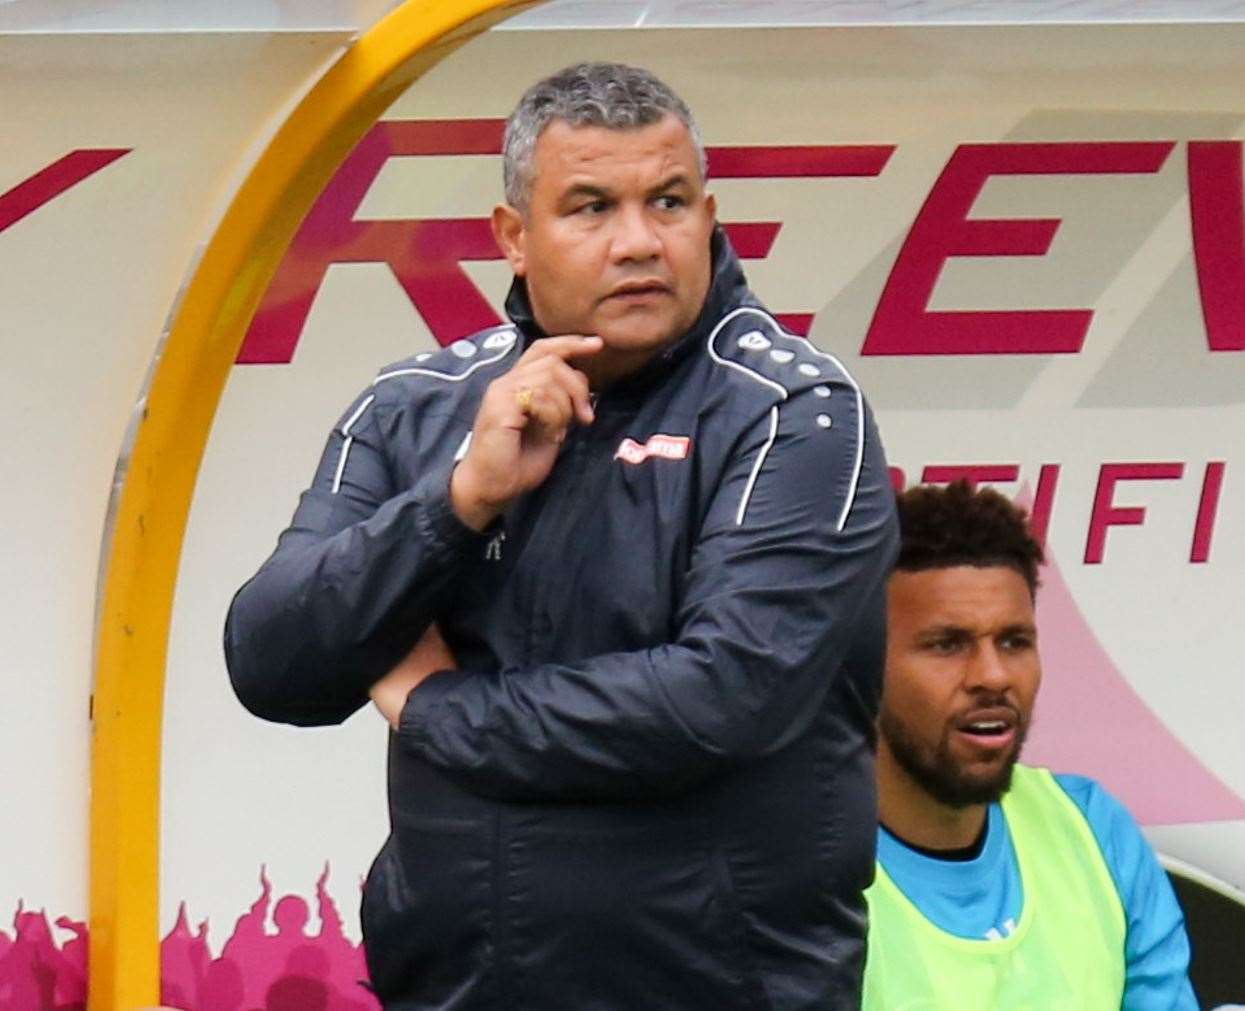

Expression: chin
xmin=886 ymin=726 xmax=1023 ymax=809
xmin=595 ymin=322 xmax=678 ymax=354
xmin=957 ymin=766 xmax=1017 ymax=804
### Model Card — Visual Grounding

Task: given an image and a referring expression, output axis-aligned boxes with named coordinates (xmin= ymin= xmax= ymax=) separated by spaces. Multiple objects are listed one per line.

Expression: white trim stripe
xmin=750 ymin=309 xmax=867 ymax=533
xmin=338 ymin=326 xmax=517 ymax=496
xmin=706 ymin=305 xmax=867 ymax=533
xmin=374 ymin=326 xmax=519 ymax=385
xmin=795 ymin=341 xmax=865 ymax=532
xmin=340 ymin=394 xmax=375 ymax=436
xmin=706 ymin=307 xmax=790 ymax=401
xmin=331 ymin=436 xmax=353 ymax=494
xmin=454 ymin=431 xmax=473 ymax=462
xmin=736 ymin=405 xmax=779 ymax=526
xmin=329 ymin=393 xmax=376 ymax=495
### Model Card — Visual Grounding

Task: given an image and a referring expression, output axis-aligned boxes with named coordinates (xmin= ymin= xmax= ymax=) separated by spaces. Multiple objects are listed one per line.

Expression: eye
xmin=654 ymin=193 xmax=686 ymax=211
xmin=573 ymin=199 xmax=610 ymax=216
xmin=1000 ymin=632 xmax=1035 ymax=653
xmin=925 ymin=636 xmax=965 ymax=656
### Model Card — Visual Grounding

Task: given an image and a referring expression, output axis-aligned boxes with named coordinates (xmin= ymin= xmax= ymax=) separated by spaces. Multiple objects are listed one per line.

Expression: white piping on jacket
xmin=781 ymin=330 xmax=866 ymax=533
xmin=330 ymin=394 xmax=375 ymax=494
xmin=332 ymin=328 xmax=519 ymax=495
xmin=707 ymin=306 xmax=865 ymax=531
xmin=374 ymin=326 xmax=518 ymax=385
xmin=735 ymin=406 xmax=779 ymax=526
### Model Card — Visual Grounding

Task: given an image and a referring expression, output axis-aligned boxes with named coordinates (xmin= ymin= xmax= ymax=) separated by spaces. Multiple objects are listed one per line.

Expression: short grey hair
xmin=502 ymin=62 xmax=707 ymax=212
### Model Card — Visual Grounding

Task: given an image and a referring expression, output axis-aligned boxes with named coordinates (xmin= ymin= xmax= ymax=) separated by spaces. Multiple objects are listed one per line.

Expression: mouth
xmin=604 ymin=280 xmax=671 ymax=302
xmin=952 ymin=706 xmax=1020 ymax=752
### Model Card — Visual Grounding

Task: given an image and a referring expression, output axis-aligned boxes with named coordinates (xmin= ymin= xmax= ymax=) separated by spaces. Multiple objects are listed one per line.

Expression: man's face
xmin=493 ymin=115 xmax=716 ymax=373
xmin=879 ymin=565 xmax=1041 ymax=808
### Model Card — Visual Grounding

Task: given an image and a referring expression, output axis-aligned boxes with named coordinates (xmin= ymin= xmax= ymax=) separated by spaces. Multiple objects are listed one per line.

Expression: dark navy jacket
xmin=225 ymin=232 xmax=898 ymax=1009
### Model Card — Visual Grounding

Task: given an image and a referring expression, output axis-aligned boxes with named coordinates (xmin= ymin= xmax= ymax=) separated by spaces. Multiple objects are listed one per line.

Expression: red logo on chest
xmin=614 ymin=434 xmax=692 ymax=465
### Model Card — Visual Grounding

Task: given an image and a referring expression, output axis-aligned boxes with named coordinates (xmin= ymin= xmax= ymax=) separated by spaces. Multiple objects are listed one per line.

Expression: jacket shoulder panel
xmin=706 ymin=306 xmax=871 ymax=534
xmin=706 ymin=306 xmax=859 ymax=404
xmin=324 ymin=325 xmax=519 ymax=486
xmin=371 ymin=325 xmax=520 ymax=403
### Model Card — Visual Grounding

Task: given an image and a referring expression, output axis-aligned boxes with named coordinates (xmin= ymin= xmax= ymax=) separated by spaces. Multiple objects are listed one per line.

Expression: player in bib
xmin=863 ymin=481 xmax=1197 ymax=1010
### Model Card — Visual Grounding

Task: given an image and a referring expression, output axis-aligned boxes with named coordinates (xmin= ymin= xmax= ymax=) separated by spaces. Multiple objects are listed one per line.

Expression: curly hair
xmin=895 ymin=480 xmax=1044 ymax=596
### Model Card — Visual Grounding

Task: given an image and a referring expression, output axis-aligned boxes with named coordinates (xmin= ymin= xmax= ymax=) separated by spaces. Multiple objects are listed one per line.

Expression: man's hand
xmin=369 ymin=623 xmax=458 ymax=729
xmin=451 ymin=335 xmax=602 ymax=531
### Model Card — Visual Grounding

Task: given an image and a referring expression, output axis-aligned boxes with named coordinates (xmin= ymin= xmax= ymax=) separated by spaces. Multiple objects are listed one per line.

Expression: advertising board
xmin=2 ymin=9 xmax=1244 ymax=1008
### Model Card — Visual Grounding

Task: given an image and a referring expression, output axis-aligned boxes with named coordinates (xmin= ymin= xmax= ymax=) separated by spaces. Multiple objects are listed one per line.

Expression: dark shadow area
xmin=1167 ymin=864 xmax=1245 ymax=1008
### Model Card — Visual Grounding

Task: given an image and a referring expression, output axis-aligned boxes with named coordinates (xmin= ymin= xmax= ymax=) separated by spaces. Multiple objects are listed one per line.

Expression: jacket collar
xmin=503 ymin=226 xmax=756 ymax=397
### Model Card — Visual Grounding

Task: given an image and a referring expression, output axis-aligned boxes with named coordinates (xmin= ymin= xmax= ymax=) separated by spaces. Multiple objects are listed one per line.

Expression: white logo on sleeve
xmin=483 ymin=330 xmax=517 ymax=350
xmin=615 ymin=434 xmax=692 ymax=465
xmin=737 ymin=331 xmax=772 ymax=351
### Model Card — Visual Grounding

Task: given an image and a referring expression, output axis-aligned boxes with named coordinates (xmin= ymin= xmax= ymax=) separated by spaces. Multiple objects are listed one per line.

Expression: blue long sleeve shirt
xmin=877 ymin=773 xmax=1197 ymax=1010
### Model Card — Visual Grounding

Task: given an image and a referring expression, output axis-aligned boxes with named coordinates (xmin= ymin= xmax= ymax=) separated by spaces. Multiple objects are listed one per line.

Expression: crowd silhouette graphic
xmin=0 ymin=904 xmax=87 ymax=1010
xmin=0 ymin=865 xmax=379 ymax=1011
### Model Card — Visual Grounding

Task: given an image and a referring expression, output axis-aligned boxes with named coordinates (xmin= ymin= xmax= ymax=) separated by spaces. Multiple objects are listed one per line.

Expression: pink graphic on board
xmin=0 ymin=866 xmax=378 ymax=1010
xmin=1026 ymin=553 xmax=1245 ymax=825
xmin=0 ymin=904 xmax=86 ymax=1010
xmin=159 ymin=864 xmax=378 ymax=1011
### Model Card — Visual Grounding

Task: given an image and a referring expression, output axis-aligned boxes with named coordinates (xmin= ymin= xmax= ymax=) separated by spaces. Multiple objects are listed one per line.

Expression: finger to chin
xmin=525 ymin=385 xmax=574 ymax=436
xmin=525 ymin=409 xmax=570 ymax=446
xmin=547 ymin=358 xmax=595 ymax=424
xmin=510 ymin=363 xmax=572 ymax=411
xmin=497 ymin=374 xmax=544 ymax=426
xmin=509 ymin=355 xmax=564 ymax=396
xmin=520 ymin=334 xmax=603 ymax=365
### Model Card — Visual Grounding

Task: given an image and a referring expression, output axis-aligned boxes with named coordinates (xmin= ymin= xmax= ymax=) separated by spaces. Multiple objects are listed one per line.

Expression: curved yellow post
xmin=89 ymin=1 xmax=532 ymax=1007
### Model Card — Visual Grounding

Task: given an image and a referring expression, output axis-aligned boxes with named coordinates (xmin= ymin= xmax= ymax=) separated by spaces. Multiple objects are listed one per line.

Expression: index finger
xmin=519 ymin=334 xmax=604 ymax=364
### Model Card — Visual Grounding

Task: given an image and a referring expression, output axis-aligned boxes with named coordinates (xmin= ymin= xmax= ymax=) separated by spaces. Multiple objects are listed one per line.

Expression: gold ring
xmin=516 ymin=387 xmax=534 ymax=414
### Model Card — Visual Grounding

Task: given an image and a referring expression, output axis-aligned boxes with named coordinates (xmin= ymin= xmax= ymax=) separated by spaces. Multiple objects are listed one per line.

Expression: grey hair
xmin=502 ymin=62 xmax=707 ymax=212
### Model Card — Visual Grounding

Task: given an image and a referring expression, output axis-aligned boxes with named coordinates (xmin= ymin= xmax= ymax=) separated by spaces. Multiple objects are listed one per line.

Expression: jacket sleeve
xmin=397 ymin=382 xmax=898 ymax=800
xmin=224 ymin=391 xmax=490 ymax=727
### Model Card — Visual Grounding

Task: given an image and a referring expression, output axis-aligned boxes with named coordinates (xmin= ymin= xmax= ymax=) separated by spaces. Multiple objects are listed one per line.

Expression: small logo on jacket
xmin=614 ymin=434 xmax=692 ymax=465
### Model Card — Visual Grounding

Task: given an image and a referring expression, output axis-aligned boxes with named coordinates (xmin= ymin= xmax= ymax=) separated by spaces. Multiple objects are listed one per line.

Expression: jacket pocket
xmin=504 ymin=817 xmax=764 ymax=1010
xmin=361 ymin=816 xmax=494 ymax=1006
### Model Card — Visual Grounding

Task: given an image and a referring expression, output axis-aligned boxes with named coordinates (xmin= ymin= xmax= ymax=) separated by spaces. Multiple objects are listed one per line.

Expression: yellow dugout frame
xmin=88 ymin=1 xmax=532 ymax=1006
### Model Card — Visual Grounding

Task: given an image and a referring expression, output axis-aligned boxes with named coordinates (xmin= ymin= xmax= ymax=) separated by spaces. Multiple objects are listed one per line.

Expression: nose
xmin=964 ymin=640 xmax=1012 ymax=693
xmin=610 ymin=201 xmax=662 ymax=264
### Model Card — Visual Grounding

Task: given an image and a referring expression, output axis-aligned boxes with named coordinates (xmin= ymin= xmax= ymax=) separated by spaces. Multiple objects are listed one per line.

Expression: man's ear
xmin=704 ymin=190 xmax=717 ymax=222
xmin=491 ymin=203 xmax=527 ymax=277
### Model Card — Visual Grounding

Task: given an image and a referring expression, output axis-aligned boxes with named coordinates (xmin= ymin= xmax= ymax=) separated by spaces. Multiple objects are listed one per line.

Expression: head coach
xmin=225 ymin=62 xmax=897 ymax=1009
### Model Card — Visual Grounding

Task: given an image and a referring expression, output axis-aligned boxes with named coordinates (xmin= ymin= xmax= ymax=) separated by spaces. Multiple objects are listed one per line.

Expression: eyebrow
xmin=915 ymin=625 xmax=970 ymax=642
xmin=559 ymin=172 xmax=693 ymax=206
xmin=651 ymin=171 xmax=692 ymax=194
xmin=561 ymin=182 xmax=612 ymax=203
xmin=913 ymin=622 xmax=1037 ymax=642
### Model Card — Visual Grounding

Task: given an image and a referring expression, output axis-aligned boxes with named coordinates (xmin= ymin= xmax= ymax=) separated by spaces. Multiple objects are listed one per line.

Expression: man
xmin=863 ymin=481 xmax=1197 ymax=1009
xmin=225 ymin=63 xmax=897 ymax=1009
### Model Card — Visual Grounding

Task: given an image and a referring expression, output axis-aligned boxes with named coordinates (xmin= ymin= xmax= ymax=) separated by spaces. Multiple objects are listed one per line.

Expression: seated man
xmin=863 ymin=481 xmax=1197 ymax=1010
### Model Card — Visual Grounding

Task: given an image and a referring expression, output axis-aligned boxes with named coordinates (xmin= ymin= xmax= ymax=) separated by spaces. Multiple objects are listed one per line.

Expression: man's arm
xmin=397 ymin=379 xmax=898 ymax=801
xmin=224 ymin=386 xmax=489 ymax=727
xmin=1055 ymin=775 xmax=1199 ymax=1011
xmin=370 ymin=623 xmax=456 ymax=727
xmin=225 ymin=336 xmax=601 ymax=727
